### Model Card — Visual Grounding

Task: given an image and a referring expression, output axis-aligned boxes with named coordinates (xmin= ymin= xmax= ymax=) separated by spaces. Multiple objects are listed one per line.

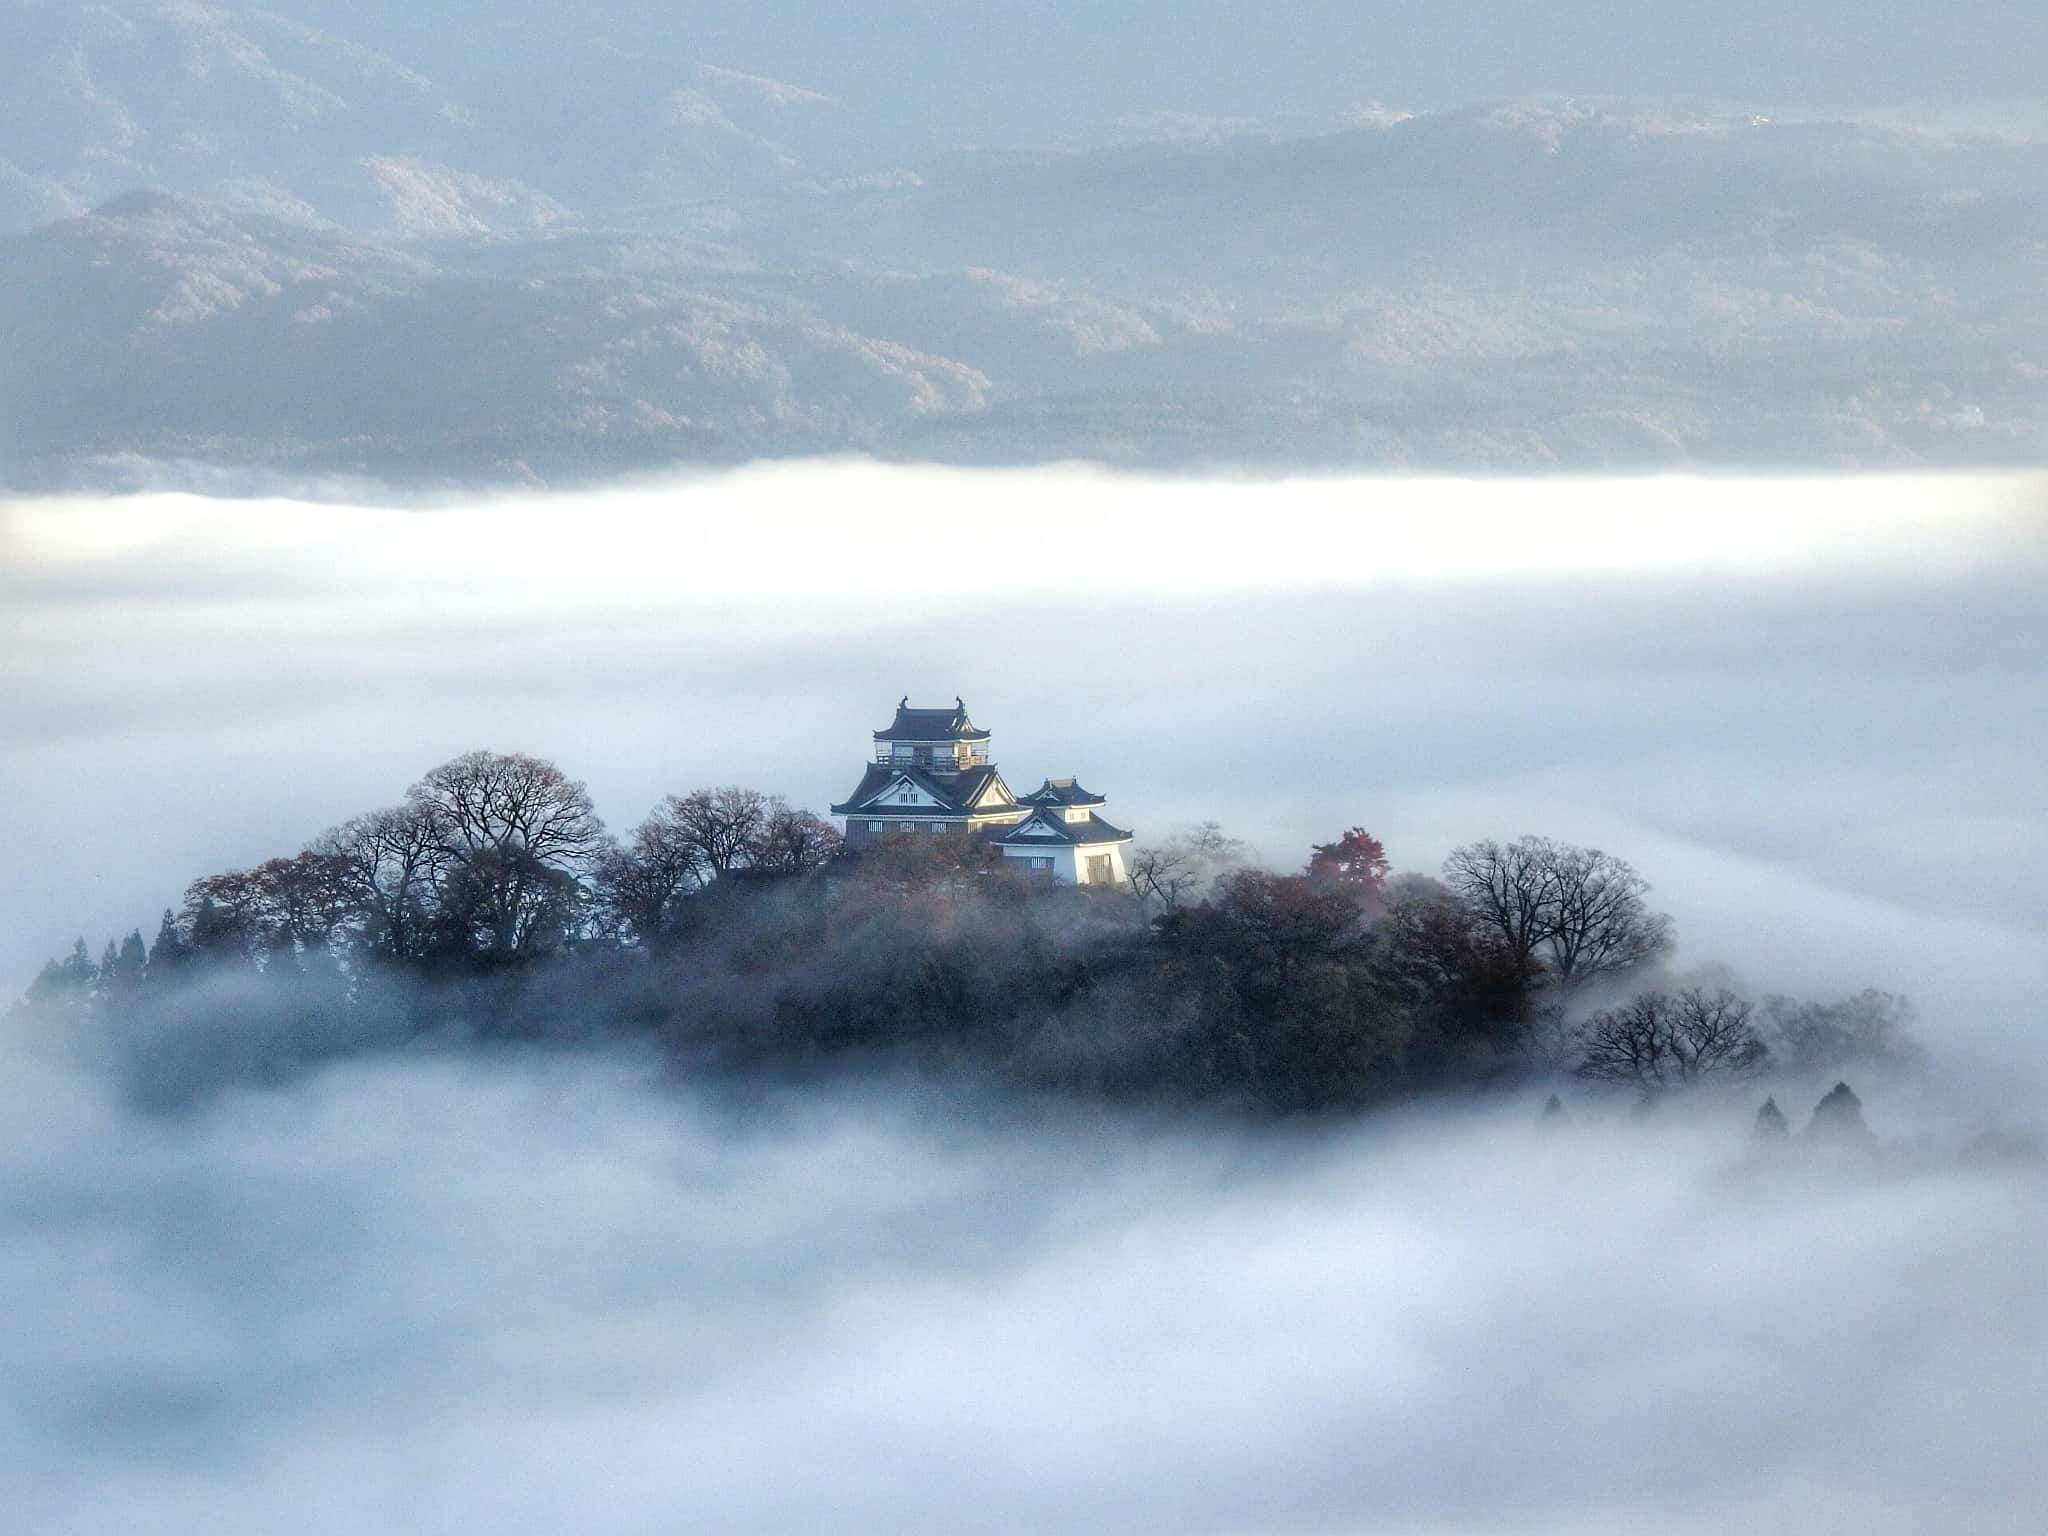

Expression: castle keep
xmin=831 ymin=699 xmax=1132 ymax=886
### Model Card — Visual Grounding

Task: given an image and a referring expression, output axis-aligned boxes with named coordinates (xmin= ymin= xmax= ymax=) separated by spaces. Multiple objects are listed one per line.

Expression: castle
xmin=831 ymin=698 xmax=1132 ymax=886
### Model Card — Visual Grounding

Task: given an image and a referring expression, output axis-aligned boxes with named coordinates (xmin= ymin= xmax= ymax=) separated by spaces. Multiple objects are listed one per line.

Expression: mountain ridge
xmin=5 ymin=1 xmax=2043 ymax=487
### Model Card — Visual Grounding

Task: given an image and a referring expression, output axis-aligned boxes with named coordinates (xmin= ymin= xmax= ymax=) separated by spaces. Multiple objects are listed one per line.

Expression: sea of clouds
xmin=4 ymin=1035 xmax=2043 ymax=1535
xmin=3 ymin=464 xmax=2045 ymax=1531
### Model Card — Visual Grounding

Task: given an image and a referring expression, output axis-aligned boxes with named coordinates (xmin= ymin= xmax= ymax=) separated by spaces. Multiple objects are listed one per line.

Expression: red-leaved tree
xmin=1308 ymin=827 xmax=1390 ymax=909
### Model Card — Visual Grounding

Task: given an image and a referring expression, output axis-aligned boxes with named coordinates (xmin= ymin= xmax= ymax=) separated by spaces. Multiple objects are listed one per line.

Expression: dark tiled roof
xmin=832 ymin=763 xmax=1021 ymax=817
xmin=948 ymin=765 xmax=1015 ymax=809
xmin=990 ymin=809 xmax=1132 ymax=847
xmin=873 ymin=700 xmax=990 ymax=742
xmin=832 ymin=764 xmax=943 ymax=816
xmin=1019 ymin=777 xmax=1106 ymax=808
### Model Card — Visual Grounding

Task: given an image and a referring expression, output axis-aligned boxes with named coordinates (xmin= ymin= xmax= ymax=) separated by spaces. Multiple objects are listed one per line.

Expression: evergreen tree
xmin=186 ymin=895 xmax=245 ymax=964
xmin=24 ymin=939 xmax=97 ymax=1013
xmin=1806 ymin=1081 xmax=1874 ymax=1146
xmin=24 ymin=959 xmax=68 ymax=1004
xmin=147 ymin=909 xmax=188 ymax=979
xmin=112 ymin=930 xmax=148 ymax=990
xmin=60 ymin=938 xmax=96 ymax=991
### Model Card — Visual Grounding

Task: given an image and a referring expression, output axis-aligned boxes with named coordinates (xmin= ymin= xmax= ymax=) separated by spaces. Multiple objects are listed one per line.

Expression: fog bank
xmin=4 ymin=1036 xmax=2042 ymax=1535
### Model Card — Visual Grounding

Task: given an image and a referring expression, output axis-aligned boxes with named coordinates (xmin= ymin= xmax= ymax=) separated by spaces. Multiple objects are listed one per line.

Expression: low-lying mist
xmin=5 ymin=1030 xmax=2043 ymax=1535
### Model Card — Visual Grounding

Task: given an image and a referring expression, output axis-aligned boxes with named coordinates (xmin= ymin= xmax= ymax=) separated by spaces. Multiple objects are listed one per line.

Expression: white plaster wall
xmin=998 ymin=840 xmax=1129 ymax=886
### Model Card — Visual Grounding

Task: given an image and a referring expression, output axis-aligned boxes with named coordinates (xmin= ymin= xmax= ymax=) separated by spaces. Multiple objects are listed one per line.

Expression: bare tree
xmin=1544 ymin=843 xmax=1672 ymax=989
xmin=1442 ymin=836 xmax=1670 ymax=992
xmin=408 ymin=750 xmax=609 ymax=871
xmin=1441 ymin=837 xmax=1557 ymax=979
xmin=656 ymin=786 xmax=772 ymax=878
xmin=431 ymin=845 xmax=584 ymax=958
xmin=250 ymin=851 xmax=357 ymax=958
xmin=1759 ymin=989 xmax=1924 ymax=1075
xmin=180 ymin=869 xmax=271 ymax=963
xmin=170 ymin=853 xmax=356 ymax=974
xmin=405 ymin=751 xmax=610 ymax=956
xmin=752 ymin=797 xmax=844 ymax=874
xmin=1576 ymin=987 xmax=1768 ymax=1094
xmin=594 ymin=812 xmax=708 ymax=944
xmin=312 ymin=803 xmax=449 ymax=962
xmin=1127 ymin=821 xmax=1246 ymax=911
xmin=1662 ymin=988 xmax=1768 ymax=1083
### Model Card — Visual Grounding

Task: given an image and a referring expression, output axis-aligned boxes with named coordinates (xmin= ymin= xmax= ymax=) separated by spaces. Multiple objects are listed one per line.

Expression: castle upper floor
xmin=872 ymin=697 xmax=991 ymax=774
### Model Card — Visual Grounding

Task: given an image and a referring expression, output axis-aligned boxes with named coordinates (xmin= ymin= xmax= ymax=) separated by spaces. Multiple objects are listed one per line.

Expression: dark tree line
xmin=23 ymin=752 xmax=844 ymax=995
xmin=14 ymin=752 xmax=1913 ymax=1115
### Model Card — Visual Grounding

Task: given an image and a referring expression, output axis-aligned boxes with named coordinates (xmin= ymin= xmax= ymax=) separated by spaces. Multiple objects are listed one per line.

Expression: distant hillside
xmin=3 ymin=0 xmax=2045 ymax=485
xmin=0 ymin=192 xmax=994 ymax=482
xmin=10 ymin=1 xmax=2045 ymax=234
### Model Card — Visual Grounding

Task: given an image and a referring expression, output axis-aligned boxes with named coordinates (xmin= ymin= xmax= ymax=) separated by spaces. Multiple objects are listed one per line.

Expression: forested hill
xmin=13 ymin=749 xmax=1925 ymax=1116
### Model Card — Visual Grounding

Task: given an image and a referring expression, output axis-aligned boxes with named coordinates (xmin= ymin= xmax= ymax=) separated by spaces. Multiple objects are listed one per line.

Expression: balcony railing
xmin=874 ymin=751 xmax=990 ymax=772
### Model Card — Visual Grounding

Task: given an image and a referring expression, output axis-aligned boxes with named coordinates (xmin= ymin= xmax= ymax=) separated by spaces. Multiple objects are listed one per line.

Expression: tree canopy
xmin=9 ymin=765 xmax=1914 ymax=1120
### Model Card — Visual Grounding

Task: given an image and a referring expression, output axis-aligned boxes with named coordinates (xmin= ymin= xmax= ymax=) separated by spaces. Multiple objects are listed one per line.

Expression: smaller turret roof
xmin=1020 ymin=777 xmax=1107 ymax=808
xmin=988 ymin=808 xmax=1131 ymax=847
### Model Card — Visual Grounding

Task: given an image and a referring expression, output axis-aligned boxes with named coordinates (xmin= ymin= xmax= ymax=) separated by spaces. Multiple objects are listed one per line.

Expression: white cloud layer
xmin=4 ymin=465 xmax=2046 ymax=1530
xmin=7 ymin=464 xmax=2043 ymax=595
xmin=3 ymin=1041 xmax=2042 ymax=1535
